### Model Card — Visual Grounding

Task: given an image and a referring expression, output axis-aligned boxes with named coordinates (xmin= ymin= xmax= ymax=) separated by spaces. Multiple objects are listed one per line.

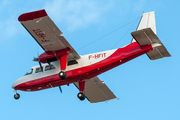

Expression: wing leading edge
xmin=18 ymin=9 xmax=80 ymax=60
xmin=74 ymin=77 xmax=118 ymax=103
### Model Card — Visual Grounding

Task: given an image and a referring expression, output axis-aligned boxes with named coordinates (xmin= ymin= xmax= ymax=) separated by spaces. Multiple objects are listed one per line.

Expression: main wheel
xmin=77 ymin=92 xmax=85 ymax=101
xmin=59 ymin=71 xmax=67 ymax=79
xmin=14 ymin=93 xmax=20 ymax=100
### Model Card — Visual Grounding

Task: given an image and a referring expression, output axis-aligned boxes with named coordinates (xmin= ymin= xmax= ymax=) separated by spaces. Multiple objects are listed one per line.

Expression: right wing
xmin=74 ymin=77 xmax=118 ymax=103
xmin=18 ymin=9 xmax=80 ymax=60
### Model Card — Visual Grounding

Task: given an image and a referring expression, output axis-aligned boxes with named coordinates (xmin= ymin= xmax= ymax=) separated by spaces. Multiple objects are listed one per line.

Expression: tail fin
xmin=132 ymin=11 xmax=156 ymax=43
xmin=131 ymin=11 xmax=171 ymax=60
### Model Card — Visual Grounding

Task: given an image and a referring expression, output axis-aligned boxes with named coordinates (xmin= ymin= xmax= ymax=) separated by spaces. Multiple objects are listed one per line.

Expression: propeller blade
xmin=59 ymin=86 xmax=62 ymax=93
xmin=39 ymin=61 xmax=43 ymax=72
xmin=33 ymin=57 xmax=39 ymax=62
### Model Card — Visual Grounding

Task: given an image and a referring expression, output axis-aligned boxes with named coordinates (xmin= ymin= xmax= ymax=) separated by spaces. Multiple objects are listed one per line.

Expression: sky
xmin=0 ymin=0 xmax=179 ymax=120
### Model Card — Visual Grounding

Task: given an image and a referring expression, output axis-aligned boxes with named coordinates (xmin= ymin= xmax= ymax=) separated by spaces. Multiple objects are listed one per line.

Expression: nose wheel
xmin=77 ymin=92 xmax=86 ymax=101
xmin=14 ymin=93 xmax=20 ymax=100
xmin=13 ymin=90 xmax=20 ymax=100
xmin=59 ymin=71 xmax=67 ymax=79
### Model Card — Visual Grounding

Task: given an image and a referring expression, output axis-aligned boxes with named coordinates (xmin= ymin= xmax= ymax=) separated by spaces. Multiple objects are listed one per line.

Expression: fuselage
xmin=12 ymin=42 xmax=153 ymax=92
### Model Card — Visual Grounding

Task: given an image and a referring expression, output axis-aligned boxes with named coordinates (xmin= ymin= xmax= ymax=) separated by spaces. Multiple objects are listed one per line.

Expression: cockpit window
xmin=45 ymin=65 xmax=55 ymax=71
xmin=25 ymin=68 xmax=33 ymax=76
xmin=35 ymin=67 xmax=42 ymax=73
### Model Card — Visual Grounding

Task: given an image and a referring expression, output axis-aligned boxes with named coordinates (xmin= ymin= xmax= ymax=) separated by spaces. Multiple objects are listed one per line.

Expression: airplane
xmin=12 ymin=9 xmax=171 ymax=103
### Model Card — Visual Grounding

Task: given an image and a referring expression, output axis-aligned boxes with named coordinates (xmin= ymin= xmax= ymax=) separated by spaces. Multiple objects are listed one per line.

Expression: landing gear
xmin=77 ymin=92 xmax=86 ymax=101
xmin=77 ymin=81 xmax=85 ymax=101
xmin=14 ymin=93 xmax=20 ymax=100
xmin=59 ymin=71 xmax=67 ymax=79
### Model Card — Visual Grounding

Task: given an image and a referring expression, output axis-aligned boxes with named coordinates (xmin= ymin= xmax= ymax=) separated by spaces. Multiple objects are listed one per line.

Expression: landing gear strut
xmin=77 ymin=81 xmax=85 ymax=101
xmin=59 ymin=71 xmax=67 ymax=79
xmin=77 ymin=92 xmax=85 ymax=101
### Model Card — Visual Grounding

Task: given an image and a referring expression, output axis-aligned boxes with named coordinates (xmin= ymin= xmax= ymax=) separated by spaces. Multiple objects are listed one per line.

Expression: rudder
xmin=132 ymin=11 xmax=156 ymax=43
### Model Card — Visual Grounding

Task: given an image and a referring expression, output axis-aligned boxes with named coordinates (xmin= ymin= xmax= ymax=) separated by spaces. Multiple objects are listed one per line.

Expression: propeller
xmin=33 ymin=57 xmax=43 ymax=72
xmin=39 ymin=61 xmax=43 ymax=72
xmin=59 ymin=86 xmax=62 ymax=93
xmin=33 ymin=49 xmax=40 ymax=62
xmin=33 ymin=57 xmax=39 ymax=62
xmin=33 ymin=49 xmax=43 ymax=72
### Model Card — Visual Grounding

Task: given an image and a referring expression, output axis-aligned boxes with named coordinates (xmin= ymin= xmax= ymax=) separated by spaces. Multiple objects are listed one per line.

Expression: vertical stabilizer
xmin=132 ymin=11 xmax=156 ymax=43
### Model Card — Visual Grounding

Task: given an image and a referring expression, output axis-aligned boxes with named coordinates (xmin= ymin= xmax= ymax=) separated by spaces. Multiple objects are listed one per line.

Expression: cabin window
xmin=35 ymin=67 xmax=42 ymax=73
xmin=25 ymin=68 xmax=33 ymax=75
xmin=45 ymin=65 xmax=55 ymax=71
xmin=68 ymin=60 xmax=78 ymax=66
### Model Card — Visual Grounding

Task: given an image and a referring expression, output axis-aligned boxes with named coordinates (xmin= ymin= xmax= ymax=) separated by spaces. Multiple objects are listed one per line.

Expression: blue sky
xmin=1 ymin=0 xmax=179 ymax=120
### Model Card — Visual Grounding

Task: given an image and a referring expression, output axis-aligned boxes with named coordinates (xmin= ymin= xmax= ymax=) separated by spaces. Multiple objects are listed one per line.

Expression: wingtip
xmin=18 ymin=9 xmax=47 ymax=22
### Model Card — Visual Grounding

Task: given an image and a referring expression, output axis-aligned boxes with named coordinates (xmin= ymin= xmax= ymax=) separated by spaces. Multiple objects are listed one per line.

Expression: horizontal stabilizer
xmin=131 ymin=28 xmax=171 ymax=60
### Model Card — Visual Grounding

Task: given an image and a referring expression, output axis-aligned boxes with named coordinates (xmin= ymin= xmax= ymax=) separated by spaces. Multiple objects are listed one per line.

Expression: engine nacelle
xmin=38 ymin=47 xmax=72 ymax=63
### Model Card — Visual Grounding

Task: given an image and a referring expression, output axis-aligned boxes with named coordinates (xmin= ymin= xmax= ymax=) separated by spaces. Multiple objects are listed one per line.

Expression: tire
xmin=14 ymin=93 xmax=20 ymax=100
xmin=77 ymin=92 xmax=85 ymax=101
xmin=59 ymin=71 xmax=67 ymax=79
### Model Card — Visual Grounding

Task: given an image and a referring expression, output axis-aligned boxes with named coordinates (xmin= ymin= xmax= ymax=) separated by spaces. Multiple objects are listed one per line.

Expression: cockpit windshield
xmin=24 ymin=68 xmax=33 ymax=76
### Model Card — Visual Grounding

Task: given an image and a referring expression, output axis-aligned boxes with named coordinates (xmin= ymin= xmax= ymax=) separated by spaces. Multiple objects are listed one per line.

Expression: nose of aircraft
xmin=12 ymin=80 xmax=18 ymax=89
xmin=12 ymin=78 xmax=23 ymax=89
xmin=12 ymin=81 xmax=16 ymax=89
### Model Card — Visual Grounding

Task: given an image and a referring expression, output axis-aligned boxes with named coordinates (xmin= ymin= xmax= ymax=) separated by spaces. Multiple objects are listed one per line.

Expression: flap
xmin=74 ymin=77 xmax=118 ymax=103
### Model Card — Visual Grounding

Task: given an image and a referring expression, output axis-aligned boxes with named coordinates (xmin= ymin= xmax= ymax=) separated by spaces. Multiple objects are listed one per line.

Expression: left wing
xmin=18 ymin=9 xmax=80 ymax=60
xmin=74 ymin=77 xmax=118 ymax=103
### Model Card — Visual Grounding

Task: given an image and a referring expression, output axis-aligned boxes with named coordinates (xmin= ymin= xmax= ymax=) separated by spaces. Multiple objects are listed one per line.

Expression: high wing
xmin=74 ymin=77 xmax=118 ymax=103
xmin=18 ymin=9 xmax=80 ymax=60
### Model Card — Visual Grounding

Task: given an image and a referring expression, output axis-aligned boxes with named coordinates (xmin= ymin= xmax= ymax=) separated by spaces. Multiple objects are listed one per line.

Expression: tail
xmin=131 ymin=11 xmax=171 ymax=60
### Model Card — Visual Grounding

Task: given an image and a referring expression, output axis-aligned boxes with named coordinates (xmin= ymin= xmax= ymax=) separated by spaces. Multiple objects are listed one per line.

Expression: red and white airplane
xmin=12 ymin=10 xmax=171 ymax=103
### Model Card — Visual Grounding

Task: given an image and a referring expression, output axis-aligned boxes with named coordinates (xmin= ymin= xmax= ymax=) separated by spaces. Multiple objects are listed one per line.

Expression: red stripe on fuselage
xmin=14 ymin=42 xmax=153 ymax=91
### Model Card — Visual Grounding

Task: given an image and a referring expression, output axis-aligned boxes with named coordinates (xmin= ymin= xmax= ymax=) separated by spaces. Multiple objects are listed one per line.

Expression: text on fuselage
xmin=89 ymin=53 xmax=106 ymax=60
